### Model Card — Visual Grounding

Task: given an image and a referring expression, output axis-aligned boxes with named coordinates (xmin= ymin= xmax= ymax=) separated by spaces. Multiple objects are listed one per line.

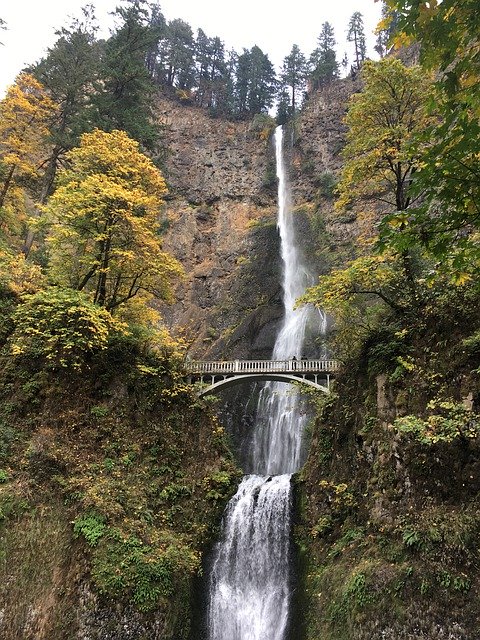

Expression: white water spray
xmin=207 ymin=126 xmax=325 ymax=640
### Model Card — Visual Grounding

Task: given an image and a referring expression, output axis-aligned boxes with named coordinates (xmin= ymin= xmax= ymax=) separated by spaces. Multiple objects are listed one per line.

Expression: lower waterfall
xmin=207 ymin=475 xmax=291 ymax=640
xmin=206 ymin=125 xmax=324 ymax=640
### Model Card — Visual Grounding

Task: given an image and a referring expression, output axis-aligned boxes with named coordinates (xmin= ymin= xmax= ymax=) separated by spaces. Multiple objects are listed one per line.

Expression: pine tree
xmin=32 ymin=7 xmax=99 ymax=196
xmin=234 ymin=46 xmax=276 ymax=118
xmin=144 ymin=4 xmax=167 ymax=78
xmin=194 ymin=29 xmax=228 ymax=110
xmin=309 ymin=22 xmax=339 ymax=90
xmin=158 ymin=18 xmax=196 ymax=90
xmin=347 ymin=12 xmax=367 ymax=71
xmin=280 ymin=44 xmax=308 ymax=114
xmin=93 ymin=0 xmax=161 ymax=149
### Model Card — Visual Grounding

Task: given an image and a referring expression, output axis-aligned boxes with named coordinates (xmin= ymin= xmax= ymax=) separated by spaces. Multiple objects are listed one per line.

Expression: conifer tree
xmin=32 ymin=7 xmax=99 ymax=197
xmin=234 ymin=46 xmax=276 ymax=118
xmin=93 ymin=0 xmax=161 ymax=149
xmin=280 ymin=44 xmax=308 ymax=114
xmin=347 ymin=12 xmax=367 ymax=71
xmin=194 ymin=29 xmax=228 ymax=110
xmin=158 ymin=18 xmax=196 ymax=90
xmin=309 ymin=22 xmax=339 ymax=89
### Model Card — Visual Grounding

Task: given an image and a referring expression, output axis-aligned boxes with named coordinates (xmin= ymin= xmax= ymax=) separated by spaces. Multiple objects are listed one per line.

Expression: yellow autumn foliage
xmin=0 ymin=73 xmax=57 ymax=235
xmin=44 ymin=128 xmax=184 ymax=316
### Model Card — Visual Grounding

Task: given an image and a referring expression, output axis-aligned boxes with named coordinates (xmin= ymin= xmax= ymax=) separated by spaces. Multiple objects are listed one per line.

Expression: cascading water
xmin=206 ymin=126 xmax=325 ymax=640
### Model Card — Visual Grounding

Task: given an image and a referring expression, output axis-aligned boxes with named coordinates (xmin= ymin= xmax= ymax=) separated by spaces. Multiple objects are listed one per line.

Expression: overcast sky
xmin=1 ymin=0 xmax=382 ymax=96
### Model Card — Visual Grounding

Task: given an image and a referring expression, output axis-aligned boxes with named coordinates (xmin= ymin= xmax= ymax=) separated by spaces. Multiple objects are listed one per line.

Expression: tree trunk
xmin=22 ymin=147 xmax=62 ymax=257
xmin=0 ymin=165 xmax=16 ymax=209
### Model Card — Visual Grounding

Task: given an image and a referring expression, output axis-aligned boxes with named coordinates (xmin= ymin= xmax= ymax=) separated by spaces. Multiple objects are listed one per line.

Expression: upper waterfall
xmin=206 ymin=124 xmax=326 ymax=640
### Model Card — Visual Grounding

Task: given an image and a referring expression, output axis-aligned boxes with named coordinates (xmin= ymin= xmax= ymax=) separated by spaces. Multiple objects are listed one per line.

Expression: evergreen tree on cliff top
xmin=30 ymin=7 xmax=100 ymax=203
xmin=347 ymin=11 xmax=367 ymax=71
xmin=92 ymin=0 xmax=161 ymax=150
xmin=235 ymin=46 xmax=276 ymax=118
xmin=280 ymin=44 xmax=308 ymax=114
xmin=309 ymin=22 xmax=339 ymax=90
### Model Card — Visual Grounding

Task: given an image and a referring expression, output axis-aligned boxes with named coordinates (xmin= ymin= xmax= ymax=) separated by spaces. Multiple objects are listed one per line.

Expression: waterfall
xmin=207 ymin=126 xmax=324 ymax=640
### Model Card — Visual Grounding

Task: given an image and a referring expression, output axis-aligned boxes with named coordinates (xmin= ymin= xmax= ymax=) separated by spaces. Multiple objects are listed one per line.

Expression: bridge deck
xmin=187 ymin=359 xmax=339 ymax=376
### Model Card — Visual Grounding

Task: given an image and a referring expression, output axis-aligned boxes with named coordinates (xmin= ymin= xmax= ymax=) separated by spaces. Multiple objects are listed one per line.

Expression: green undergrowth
xmin=295 ymin=283 xmax=480 ymax=639
xmin=0 ymin=296 xmax=239 ymax=638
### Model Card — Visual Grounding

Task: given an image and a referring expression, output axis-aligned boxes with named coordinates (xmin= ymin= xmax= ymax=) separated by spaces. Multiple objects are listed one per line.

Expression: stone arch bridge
xmin=186 ymin=359 xmax=339 ymax=397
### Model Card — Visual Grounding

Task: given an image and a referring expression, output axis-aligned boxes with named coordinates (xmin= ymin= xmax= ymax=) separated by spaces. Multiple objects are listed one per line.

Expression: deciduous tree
xmin=380 ymin=0 xmax=480 ymax=279
xmin=0 ymin=73 xmax=56 ymax=236
xmin=337 ymin=58 xmax=432 ymax=216
xmin=44 ymin=129 xmax=183 ymax=313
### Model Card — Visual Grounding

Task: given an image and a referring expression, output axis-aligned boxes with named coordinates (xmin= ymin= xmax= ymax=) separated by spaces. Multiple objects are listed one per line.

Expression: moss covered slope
xmin=0 ymin=330 xmax=238 ymax=640
xmin=295 ymin=288 xmax=480 ymax=640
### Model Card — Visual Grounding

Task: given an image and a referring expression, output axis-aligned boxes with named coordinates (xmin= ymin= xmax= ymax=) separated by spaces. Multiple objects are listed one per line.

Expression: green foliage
xmin=328 ymin=569 xmax=373 ymax=622
xmin=315 ymin=172 xmax=337 ymax=199
xmin=91 ymin=528 xmax=199 ymax=611
xmin=249 ymin=113 xmax=276 ymax=141
xmin=394 ymin=402 xmax=480 ymax=445
xmin=347 ymin=12 xmax=366 ymax=70
xmin=0 ymin=493 xmax=29 ymax=522
xmin=0 ymin=421 xmax=18 ymax=462
xmin=235 ymin=45 xmax=277 ymax=117
xmin=73 ymin=513 xmax=107 ymax=546
xmin=8 ymin=288 xmax=125 ymax=370
xmin=203 ymin=470 xmax=235 ymax=501
xmin=309 ymin=22 xmax=339 ymax=90
xmin=337 ymin=58 xmax=432 ymax=217
xmin=32 ymin=7 xmax=100 ymax=154
xmin=92 ymin=0 xmax=161 ymax=149
xmin=300 ymin=254 xmax=404 ymax=359
xmin=279 ymin=44 xmax=308 ymax=114
xmin=0 ymin=470 xmax=8 ymax=483
xmin=381 ymin=0 xmax=480 ymax=279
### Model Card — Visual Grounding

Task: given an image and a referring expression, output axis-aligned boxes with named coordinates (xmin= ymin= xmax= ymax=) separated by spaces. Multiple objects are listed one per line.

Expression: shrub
xmin=9 ymin=288 xmax=126 ymax=370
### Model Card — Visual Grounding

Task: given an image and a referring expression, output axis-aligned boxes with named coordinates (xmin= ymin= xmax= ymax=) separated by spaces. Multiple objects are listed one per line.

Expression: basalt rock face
xmin=155 ymin=98 xmax=284 ymax=359
xmin=155 ymin=86 xmax=366 ymax=359
xmin=156 ymin=98 xmax=274 ymax=206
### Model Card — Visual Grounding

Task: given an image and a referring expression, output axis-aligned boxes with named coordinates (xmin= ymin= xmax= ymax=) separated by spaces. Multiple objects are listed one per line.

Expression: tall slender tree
xmin=280 ymin=44 xmax=308 ymax=114
xmin=309 ymin=22 xmax=339 ymax=90
xmin=158 ymin=18 xmax=196 ymax=89
xmin=347 ymin=12 xmax=367 ymax=71
xmin=32 ymin=7 xmax=99 ymax=194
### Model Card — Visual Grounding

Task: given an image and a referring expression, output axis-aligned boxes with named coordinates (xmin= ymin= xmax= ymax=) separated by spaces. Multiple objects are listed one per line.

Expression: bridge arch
xmin=196 ymin=373 xmax=330 ymax=397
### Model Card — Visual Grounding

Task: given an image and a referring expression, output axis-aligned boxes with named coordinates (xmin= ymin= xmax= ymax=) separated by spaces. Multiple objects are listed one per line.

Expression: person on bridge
xmin=292 ymin=355 xmax=297 ymax=370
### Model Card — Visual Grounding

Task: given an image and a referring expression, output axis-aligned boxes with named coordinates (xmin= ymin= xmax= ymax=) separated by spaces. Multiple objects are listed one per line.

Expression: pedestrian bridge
xmin=186 ymin=359 xmax=339 ymax=397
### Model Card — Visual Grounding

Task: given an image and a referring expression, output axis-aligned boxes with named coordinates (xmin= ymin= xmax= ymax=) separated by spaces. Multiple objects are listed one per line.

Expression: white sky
xmin=1 ymin=0 xmax=382 ymax=97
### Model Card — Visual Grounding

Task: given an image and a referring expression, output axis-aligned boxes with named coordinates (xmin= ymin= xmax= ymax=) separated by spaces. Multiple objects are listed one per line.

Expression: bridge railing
xmin=187 ymin=359 xmax=339 ymax=375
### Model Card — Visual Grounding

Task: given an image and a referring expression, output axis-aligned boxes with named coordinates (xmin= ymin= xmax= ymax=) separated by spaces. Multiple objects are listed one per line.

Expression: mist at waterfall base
xmin=198 ymin=127 xmax=326 ymax=640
